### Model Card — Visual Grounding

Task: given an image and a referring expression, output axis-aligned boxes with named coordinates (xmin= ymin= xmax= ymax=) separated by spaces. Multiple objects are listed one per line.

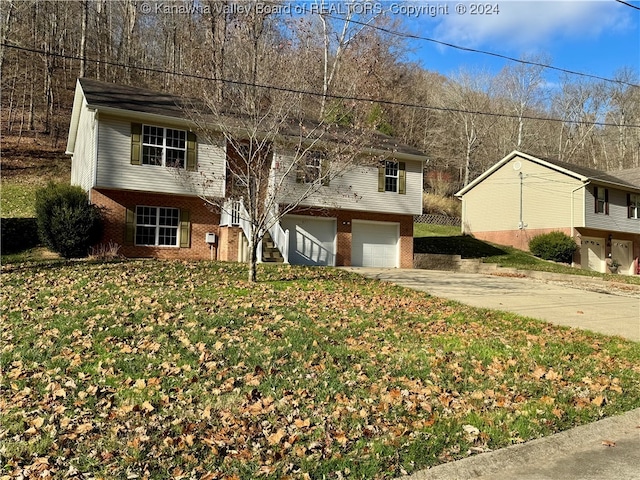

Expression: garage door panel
xmin=581 ymin=237 xmax=604 ymax=273
xmin=281 ymin=216 xmax=336 ymax=266
xmin=352 ymin=221 xmax=399 ymax=268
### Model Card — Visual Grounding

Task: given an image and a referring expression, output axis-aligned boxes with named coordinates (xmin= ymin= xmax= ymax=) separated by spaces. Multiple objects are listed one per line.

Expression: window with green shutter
xmin=125 ymin=206 xmax=190 ymax=247
xmin=378 ymin=160 xmax=406 ymax=194
xmin=131 ymin=123 xmax=196 ymax=170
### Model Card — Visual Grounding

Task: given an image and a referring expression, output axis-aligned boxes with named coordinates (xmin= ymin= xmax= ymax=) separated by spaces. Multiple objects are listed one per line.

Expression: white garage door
xmin=581 ymin=237 xmax=605 ymax=273
xmin=352 ymin=221 xmax=399 ymax=268
xmin=280 ymin=215 xmax=336 ymax=266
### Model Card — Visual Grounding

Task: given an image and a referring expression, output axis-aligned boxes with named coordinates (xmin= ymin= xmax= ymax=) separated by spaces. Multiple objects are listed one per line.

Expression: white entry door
xmin=352 ymin=221 xmax=399 ymax=268
xmin=581 ymin=237 xmax=605 ymax=273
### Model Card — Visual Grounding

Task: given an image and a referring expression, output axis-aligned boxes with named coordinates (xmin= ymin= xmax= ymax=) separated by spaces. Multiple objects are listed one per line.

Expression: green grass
xmin=2 ymin=260 xmax=639 ymax=479
xmin=413 ymin=223 xmax=461 ymax=237
xmin=0 ymin=184 xmax=40 ymax=218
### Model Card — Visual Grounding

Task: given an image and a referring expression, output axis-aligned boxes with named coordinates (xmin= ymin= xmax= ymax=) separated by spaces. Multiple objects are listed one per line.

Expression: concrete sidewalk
xmin=345 ymin=268 xmax=640 ymax=341
xmin=343 ymin=267 xmax=640 ymax=479
xmin=400 ymin=408 xmax=640 ymax=480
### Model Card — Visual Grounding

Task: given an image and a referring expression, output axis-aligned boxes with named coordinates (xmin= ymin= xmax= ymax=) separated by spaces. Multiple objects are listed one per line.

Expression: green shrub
xmin=35 ymin=183 xmax=102 ymax=258
xmin=0 ymin=218 xmax=40 ymax=254
xmin=529 ymin=231 xmax=577 ymax=264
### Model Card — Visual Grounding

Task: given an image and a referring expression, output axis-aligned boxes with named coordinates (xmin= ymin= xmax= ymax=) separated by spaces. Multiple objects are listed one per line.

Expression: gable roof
xmin=67 ymin=78 xmax=427 ymax=160
xmin=456 ymin=151 xmax=640 ymax=197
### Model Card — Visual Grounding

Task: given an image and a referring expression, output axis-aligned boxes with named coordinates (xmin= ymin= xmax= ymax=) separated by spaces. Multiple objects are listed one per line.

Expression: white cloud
xmin=430 ymin=0 xmax=632 ymax=52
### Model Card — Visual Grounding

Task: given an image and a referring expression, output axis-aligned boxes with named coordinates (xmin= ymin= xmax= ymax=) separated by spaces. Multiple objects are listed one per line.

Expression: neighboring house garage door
xmin=352 ymin=220 xmax=399 ymax=268
xmin=581 ymin=237 xmax=605 ymax=273
xmin=280 ymin=215 xmax=336 ymax=266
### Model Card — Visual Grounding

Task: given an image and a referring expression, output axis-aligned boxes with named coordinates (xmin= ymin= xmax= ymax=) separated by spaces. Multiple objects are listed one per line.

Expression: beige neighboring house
xmin=455 ymin=151 xmax=640 ymax=276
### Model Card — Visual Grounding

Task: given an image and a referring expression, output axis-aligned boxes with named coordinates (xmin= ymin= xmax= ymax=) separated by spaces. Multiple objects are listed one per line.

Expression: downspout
xmin=90 ymin=109 xmax=99 ymax=202
xmin=571 ymin=181 xmax=590 ymax=266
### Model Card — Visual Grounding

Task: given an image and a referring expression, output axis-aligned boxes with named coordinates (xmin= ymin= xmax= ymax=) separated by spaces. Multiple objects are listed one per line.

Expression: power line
xmin=3 ymin=42 xmax=639 ymax=129
xmin=320 ymin=12 xmax=640 ymax=89
xmin=615 ymin=0 xmax=640 ymax=10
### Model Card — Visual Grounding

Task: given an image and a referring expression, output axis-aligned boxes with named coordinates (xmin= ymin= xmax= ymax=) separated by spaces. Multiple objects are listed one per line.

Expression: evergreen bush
xmin=529 ymin=231 xmax=577 ymax=264
xmin=35 ymin=183 xmax=102 ymax=258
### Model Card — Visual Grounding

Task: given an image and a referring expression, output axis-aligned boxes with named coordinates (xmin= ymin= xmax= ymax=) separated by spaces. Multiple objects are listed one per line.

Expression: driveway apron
xmin=345 ymin=268 xmax=640 ymax=342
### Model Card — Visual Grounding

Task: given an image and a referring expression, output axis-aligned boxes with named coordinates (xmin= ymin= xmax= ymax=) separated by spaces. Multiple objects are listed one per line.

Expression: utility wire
xmin=615 ymin=0 xmax=640 ymax=10
xmin=319 ymin=12 xmax=640 ymax=89
xmin=3 ymin=42 xmax=639 ymax=129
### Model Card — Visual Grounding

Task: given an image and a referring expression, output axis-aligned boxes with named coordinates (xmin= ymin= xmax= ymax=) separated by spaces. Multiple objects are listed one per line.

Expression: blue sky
xmin=395 ymin=0 xmax=639 ymax=84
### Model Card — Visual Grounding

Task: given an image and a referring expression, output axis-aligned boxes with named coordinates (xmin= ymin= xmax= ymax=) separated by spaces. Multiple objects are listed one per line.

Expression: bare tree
xmin=182 ymin=84 xmax=382 ymax=282
xmin=442 ymin=70 xmax=494 ymax=186
xmin=494 ymin=54 xmax=548 ymax=149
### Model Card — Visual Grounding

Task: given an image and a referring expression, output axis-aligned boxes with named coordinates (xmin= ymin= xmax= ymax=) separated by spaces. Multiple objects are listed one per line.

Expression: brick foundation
xmin=91 ymin=188 xmax=220 ymax=260
xmin=287 ymin=207 xmax=414 ymax=268
xmin=91 ymin=189 xmax=414 ymax=268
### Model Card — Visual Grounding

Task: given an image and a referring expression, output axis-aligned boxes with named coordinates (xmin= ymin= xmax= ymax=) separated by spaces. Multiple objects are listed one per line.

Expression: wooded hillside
xmin=2 ymin=0 xmax=638 ymax=189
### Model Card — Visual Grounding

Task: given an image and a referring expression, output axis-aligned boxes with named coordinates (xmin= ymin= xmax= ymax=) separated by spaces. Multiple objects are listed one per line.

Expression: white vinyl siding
xmin=95 ymin=115 xmax=224 ymax=197
xmin=276 ymin=153 xmax=423 ymax=215
xmin=70 ymin=99 xmax=96 ymax=192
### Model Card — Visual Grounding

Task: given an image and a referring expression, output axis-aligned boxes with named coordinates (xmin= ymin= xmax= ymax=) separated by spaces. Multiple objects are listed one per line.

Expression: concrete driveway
xmin=344 ymin=267 xmax=640 ymax=480
xmin=344 ymin=268 xmax=640 ymax=341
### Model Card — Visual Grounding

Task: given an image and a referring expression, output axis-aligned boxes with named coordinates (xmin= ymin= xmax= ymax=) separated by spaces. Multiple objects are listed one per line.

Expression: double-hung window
xmin=594 ymin=186 xmax=609 ymax=215
xmin=378 ymin=160 xmax=406 ymax=194
xmin=135 ymin=206 xmax=180 ymax=246
xmin=385 ymin=160 xmax=399 ymax=192
xmin=142 ymin=125 xmax=186 ymax=168
xmin=629 ymin=194 xmax=639 ymax=219
xmin=296 ymin=150 xmax=328 ymax=186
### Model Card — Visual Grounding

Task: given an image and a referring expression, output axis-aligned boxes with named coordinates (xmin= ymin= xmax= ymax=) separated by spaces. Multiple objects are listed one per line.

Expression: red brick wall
xmin=472 ymin=227 xmax=573 ymax=252
xmin=91 ymin=189 xmax=220 ymax=260
xmin=91 ymin=190 xmax=414 ymax=267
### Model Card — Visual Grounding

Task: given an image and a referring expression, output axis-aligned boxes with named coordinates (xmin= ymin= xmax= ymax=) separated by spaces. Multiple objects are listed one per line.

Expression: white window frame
xmin=302 ymin=151 xmax=324 ymax=184
xmin=596 ymin=187 xmax=608 ymax=214
xmin=385 ymin=160 xmax=399 ymax=193
xmin=142 ymin=125 xmax=187 ymax=168
xmin=135 ymin=206 xmax=180 ymax=247
xmin=630 ymin=194 xmax=639 ymax=219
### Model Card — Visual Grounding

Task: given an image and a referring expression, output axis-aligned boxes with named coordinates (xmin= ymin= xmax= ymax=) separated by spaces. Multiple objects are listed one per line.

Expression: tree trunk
xmin=79 ymin=0 xmax=87 ymax=77
xmin=248 ymin=234 xmax=258 ymax=283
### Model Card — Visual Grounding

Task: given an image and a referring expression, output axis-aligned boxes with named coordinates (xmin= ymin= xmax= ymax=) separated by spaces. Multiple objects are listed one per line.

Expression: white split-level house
xmin=66 ymin=78 xmax=426 ymax=268
xmin=456 ymin=151 xmax=640 ymax=276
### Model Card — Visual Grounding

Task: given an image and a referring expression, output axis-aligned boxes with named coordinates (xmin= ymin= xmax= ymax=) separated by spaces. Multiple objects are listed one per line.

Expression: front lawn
xmin=2 ymin=261 xmax=639 ymax=479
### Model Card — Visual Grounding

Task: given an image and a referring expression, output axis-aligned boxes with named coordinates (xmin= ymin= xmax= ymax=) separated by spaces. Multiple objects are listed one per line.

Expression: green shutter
xmin=180 ymin=210 xmax=191 ymax=248
xmin=125 ymin=208 xmax=135 ymax=245
xmin=186 ymin=132 xmax=197 ymax=171
xmin=131 ymin=123 xmax=142 ymax=165
xmin=321 ymin=159 xmax=330 ymax=186
xmin=398 ymin=162 xmax=406 ymax=195
xmin=378 ymin=163 xmax=385 ymax=192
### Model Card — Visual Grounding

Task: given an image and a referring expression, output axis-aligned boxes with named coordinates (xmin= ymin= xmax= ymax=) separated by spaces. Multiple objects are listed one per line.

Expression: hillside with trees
xmin=2 ymin=0 xmax=639 ymax=192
